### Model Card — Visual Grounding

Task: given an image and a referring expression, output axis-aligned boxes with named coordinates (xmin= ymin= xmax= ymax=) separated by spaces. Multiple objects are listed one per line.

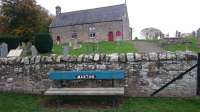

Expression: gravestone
xmin=31 ymin=45 xmax=38 ymax=56
xmin=198 ymin=38 xmax=200 ymax=48
xmin=72 ymin=38 xmax=81 ymax=49
xmin=69 ymin=41 xmax=72 ymax=47
xmin=63 ymin=45 xmax=68 ymax=56
xmin=7 ymin=48 xmax=23 ymax=57
xmin=0 ymin=43 xmax=8 ymax=57
xmin=197 ymin=28 xmax=200 ymax=38
xmin=21 ymin=42 xmax=32 ymax=56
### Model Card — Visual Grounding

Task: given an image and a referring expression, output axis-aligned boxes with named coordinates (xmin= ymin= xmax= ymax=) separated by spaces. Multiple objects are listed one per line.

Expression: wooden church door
xmin=108 ymin=32 xmax=114 ymax=41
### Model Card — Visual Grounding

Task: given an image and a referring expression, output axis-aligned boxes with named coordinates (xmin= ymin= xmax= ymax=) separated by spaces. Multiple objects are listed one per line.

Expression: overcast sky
xmin=36 ymin=0 xmax=200 ymax=38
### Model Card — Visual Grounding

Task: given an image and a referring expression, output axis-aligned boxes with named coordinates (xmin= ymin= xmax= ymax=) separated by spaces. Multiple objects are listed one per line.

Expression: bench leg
xmin=55 ymin=96 xmax=64 ymax=106
xmin=54 ymin=81 xmax=64 ymax=88
xmin=112 ymin=96 xmax=118 ymax=107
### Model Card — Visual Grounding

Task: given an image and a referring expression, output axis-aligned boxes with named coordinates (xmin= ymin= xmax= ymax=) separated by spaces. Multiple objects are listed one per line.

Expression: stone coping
xmin=0 ymin=52 xmax=198 ymax=65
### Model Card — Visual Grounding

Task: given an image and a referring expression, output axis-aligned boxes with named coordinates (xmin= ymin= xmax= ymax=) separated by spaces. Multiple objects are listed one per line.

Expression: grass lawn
xmin=52 ymin=41 xmax=137 ymax=56
xmin=1 ymin=93 xmax=200 ymax=112
xmin=163 ymin=37 xmax=200 ymax=53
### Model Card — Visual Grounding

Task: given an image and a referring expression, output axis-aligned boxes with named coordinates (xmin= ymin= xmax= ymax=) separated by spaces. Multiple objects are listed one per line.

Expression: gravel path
xmin=132 ymin=41 xmax=163 ymax=53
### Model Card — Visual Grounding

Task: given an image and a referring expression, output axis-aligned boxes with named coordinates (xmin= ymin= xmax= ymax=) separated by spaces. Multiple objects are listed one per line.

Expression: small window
xmin=89 ymin=25 xmax=95 ymax=32
xmin=72 ymin=33 xmax=78 ymax=39
xmin=71 ymin=26 xmax=78 ymax=39
xmin=89 ymin=33 xmax=96 ymax=38
xmin=88 ymin=25 xmax=96 ymax=38
xmin=116 ymin=31 xmax=122 ymax=36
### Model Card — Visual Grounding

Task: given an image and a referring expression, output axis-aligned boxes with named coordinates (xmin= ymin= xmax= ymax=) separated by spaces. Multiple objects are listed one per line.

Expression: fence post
xmin=197 ymin=53 xmax=200 ymax=95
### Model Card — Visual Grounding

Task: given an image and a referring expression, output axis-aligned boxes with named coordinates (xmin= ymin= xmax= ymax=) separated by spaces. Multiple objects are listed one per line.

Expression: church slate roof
xmin=50 ymin=4 xmax=126 ymax=28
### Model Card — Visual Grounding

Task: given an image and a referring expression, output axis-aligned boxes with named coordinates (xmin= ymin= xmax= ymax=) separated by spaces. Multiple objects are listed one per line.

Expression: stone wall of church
xmin=0 ymin=52 xmax=198 ymax=97
xmin=49 ymin=20 xmax=130 ymax=44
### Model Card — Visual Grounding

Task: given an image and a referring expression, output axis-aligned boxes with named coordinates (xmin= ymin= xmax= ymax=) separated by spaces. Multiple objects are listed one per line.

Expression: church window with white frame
xmin=88 ymin=25 xmax=96 ymax=38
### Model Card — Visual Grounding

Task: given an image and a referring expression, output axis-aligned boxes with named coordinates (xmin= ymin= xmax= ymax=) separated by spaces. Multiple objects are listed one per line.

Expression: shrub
xmin=0 ymin=35 xmax=22 ymax=50
xmin=34 ymin=33 xmax=53 ymax=53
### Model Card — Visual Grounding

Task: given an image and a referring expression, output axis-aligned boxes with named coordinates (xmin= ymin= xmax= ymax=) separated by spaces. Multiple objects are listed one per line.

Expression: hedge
xmin=0 ymin=35 xmax=22 ymax=50
xmin=34 ymin=33 xmax=53 ymax=53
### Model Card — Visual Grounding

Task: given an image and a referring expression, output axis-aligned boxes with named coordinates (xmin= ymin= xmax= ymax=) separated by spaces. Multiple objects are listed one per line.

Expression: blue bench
xmin=45 ymin=70 xmax=125 ymax=96
xmin=48 ymin=70 xmax=125 ymax=80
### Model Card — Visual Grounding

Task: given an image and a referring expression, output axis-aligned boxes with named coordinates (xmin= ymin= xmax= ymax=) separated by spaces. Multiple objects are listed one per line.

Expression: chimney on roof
xmin=56 ymin=6 xmax=61 ymax=16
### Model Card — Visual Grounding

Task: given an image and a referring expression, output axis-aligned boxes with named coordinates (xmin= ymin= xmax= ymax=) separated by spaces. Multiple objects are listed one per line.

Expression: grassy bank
xmin=52 ymin=41 xmax=137 ymax=56
xmin=1 ymin=93 xmax=200 ymax=112
xmin=163 ymin=37 xmax=200 ymax=53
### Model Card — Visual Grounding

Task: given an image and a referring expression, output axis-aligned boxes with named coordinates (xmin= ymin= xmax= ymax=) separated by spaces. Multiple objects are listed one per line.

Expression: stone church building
xmin=49 ymin=4 xmax=131 ymax=44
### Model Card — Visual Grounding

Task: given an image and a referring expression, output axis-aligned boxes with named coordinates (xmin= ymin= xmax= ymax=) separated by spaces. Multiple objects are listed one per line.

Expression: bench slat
xmin=44 ymin=88 xmax=124 ymax=96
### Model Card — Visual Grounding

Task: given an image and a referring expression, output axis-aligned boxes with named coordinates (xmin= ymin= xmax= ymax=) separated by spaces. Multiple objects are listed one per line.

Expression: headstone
xmin=198 ymin=38 xmax=200 ymax=48
xmin=21 ymin=42 xmax=32 ymax=56
xmin=31 ymin=45 xmax=38 ymax=56
xmin=73 ymin=38 xmax=81 ymax=49
xmin=197 ymin=28 xmax=200 ymax=38
xmin=7 ymin=48 xmax=23 ymax=57
xmin=69 ymin=41 xmax=72 ymax=47
xmin=21 ymin=42 xmax=27 ymax=56
xmin=0 ymin=43 xmax=8 ymax=57
xmin=63 ymin=45 xmax=68 ymax=56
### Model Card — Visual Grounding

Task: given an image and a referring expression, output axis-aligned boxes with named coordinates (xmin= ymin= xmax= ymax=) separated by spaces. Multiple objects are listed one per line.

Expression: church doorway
xmin=108 ymin=32 xmax=114 ymax=41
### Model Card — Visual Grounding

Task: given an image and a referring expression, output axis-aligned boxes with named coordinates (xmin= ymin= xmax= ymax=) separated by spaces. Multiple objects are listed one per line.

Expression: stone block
xmin=141 ymin=53 xmax=149 ymax=61
xmin=159 ymin=52 xmax=167 ymax=60
xmin=166 ymin=52 xmax=176 ymax=60
xmin=35 ymin=56 xmax=41 ymax=64
xmin=149 ymin=52 xmax=158 ymax=61
xmin=119 ymin=53 xmax=126 ymax=62
xmin=127 ymin=53 xmax=134 ymax=62
xmin=93 ymin=54 xmax=100 ymax=61
xmin=135 ymin=53 xmax=142 ymax=61
xmin=96 ymin=64 xmax=107 ymax=70
xmin=176 ymin=52 xmax=186 ymax=60
xmin=110 ymin=53 xmax=119 ymax=62
xmin=56 ymin=55 xmax=62 ymax=63
xmin=77 ymin=55 xmax=84 ymax=62
xmin=45 ymin=56 xmax=53 ymax=63
xmin=30 ymin=56 xmax=36 ymax=64
xmin=21 ymin=57 xmax=30 ymax=64
xmin=105 ymin=54 xmax=111 ymax=62
xmin=61 ymin=56 xmax=70 ymax=62
xmin=7 ymin=78 xmax=14 ymax=83
xmin=68 ymin=56 xmax=77 ymax=62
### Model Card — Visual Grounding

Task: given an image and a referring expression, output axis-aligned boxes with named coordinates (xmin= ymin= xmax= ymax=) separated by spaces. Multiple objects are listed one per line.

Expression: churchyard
xmin=51 ymin=36 xmax=200 ymax=56
xmin=52 ymin=41 xmax=137 ymax=56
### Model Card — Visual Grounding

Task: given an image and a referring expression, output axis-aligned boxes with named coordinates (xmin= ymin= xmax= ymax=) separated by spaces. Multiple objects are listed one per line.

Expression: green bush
xmin=0 ymin=35 xmax=22 ymax=50
xmin=34 ymin=33 xmax=53 ymax=53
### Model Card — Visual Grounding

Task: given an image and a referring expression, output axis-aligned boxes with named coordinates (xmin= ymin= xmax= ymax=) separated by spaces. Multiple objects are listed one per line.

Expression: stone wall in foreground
xmin=0 ymin=52 xmax=198 ymax=97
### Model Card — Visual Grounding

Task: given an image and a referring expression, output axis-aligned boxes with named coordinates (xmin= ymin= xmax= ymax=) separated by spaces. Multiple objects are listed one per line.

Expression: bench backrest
xmin=48 ymin=70 xmax=125 ymax=80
